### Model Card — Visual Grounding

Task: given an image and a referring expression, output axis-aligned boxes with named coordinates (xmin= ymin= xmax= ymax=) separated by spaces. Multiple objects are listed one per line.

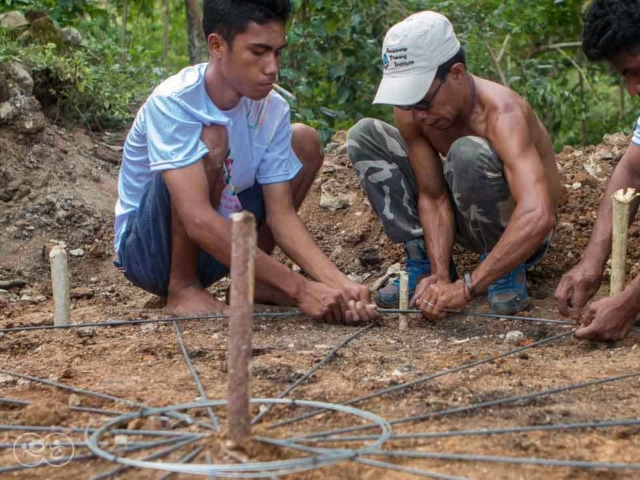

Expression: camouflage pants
xmin=347 ymin=118 xmax=519 ymax=254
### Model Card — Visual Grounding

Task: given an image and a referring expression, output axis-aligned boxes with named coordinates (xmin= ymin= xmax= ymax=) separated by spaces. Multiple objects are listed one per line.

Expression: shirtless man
xmin=555 ymin=0 xmax=640 ymax=341
xmin=347 ymin=11 xmax=562 ymax=318
xmin=113 ymin=0 xmax=377 ymax=323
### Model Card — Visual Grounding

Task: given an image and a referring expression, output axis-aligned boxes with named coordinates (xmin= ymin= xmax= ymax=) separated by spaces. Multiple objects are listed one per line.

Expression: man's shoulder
xmin=152 ymin=63 xmax=206 ymax=100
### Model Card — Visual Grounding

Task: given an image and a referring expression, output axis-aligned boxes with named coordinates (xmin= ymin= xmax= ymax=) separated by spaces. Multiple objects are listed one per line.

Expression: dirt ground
xmin=1 ymin=89 xmax=640 ymax=478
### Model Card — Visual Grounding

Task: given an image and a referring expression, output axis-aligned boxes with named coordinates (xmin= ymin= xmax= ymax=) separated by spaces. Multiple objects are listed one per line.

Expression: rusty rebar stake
xmin=227 ymin=211 xmax=257 ymax=444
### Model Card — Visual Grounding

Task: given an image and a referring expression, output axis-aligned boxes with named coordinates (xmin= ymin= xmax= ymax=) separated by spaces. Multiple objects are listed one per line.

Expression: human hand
xmin=555 ymin=259 xmax=604 ymax=322
xmin=575 ymin=294 xmax=636 ymax=342
xmin=411 ymin=275 xmax=468 ymax=320
xmin=296 ymin=280 xmax=349 ymax=323
xmin=336 ymin=280 xmax=379 ymax=324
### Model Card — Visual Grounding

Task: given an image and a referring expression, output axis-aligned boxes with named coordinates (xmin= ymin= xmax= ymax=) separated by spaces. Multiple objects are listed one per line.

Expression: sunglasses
xmin=396 ymin=73 xmax=448 ymax=111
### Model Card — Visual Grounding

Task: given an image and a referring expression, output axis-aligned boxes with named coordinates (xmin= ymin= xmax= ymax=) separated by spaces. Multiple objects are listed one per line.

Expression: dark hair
xmin=436 ymin=48 xmax=466 ymax=79
xmin=202 ymin=0 xmax=291 ymax=43
xmin=582 ymin=0 xmax=640 ymax=61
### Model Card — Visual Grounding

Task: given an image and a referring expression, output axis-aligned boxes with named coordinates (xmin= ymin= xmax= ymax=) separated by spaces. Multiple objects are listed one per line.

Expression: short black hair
xmin=436 ymin=48 xmax=466 ymax=79
xmin=582 ymin=0 xmax=640 ymax=61
xmin=202 ymin=0 xmax=291 ymax=43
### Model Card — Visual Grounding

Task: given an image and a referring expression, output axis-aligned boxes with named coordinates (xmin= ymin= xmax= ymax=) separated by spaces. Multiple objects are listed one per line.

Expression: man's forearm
xmin=582 ymin=161 xmax=640 ymax=269
xmin=188 ymin=211 xmax=306 ymax=300
xmin=471 ymin=203 xmax=554 ymax=293
xmin=419 ymin=194 xmax=455 ymax=279
xmin=619 ymin=274 xmax=640 ymax=315
xmin=268 ymin=212 xmax=348 ymax=287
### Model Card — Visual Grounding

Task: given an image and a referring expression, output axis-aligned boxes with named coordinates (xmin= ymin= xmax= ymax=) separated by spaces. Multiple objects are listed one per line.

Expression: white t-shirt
xmin=633 ymin=116 xmax=640 ymax=146
xmin=114 ymin=63 xmax=302 ymax=251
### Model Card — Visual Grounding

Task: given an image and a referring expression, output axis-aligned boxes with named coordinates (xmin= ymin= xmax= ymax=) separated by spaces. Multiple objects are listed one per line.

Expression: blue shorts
xmin=114 ymin=173 xmax=265 ymax=297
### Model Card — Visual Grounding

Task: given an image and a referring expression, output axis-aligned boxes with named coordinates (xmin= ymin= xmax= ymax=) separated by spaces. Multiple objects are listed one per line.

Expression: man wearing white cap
xmin=347 ymin=11 xmax=563 ymax=318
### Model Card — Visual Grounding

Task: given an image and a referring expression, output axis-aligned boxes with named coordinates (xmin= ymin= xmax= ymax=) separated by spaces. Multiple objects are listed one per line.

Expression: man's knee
xmin=346 ymin=118 xmax=377 ymax=162
xmin=200 ymin=124 xmax=228 ymax=169
xmin=292 ymin=123 xmax=323 ymax=171
xmin=446 ymin=136 xmax=504 ymax=186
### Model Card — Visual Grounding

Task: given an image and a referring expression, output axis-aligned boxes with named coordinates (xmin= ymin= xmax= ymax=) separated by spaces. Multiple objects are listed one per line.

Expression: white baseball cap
xmin=373 ymin=11 xmax=461 ymax=106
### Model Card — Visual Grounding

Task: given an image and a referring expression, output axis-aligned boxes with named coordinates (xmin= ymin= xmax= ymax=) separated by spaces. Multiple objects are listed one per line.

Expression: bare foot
xmin=225 ymin=282 xmax=296 ymax=307
xmin=165 ymin=285 xmax=227 ymax=316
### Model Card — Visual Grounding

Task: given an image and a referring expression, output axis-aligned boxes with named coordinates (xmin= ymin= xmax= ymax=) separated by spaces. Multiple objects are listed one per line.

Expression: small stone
xmin=505 ymin=330 xmax=525 ymax=345
xmin=90 ymin=277 xmax=98 ymax=283
xmin=0 ymin=11 xmax=30 ymax=31
xmin=347 ymin=273 xmax=364 ymax=283
xmin=68 ymin=394 xmax=81 ymax=407
xmin=70 ymin=287 xmax=94 ymax=299
xmin=69 ymin=248 xmax=85 ymax=257
xmin=319 ymin=179 xmax=355 ymax=211
xmin=114 ymin=435 xmax=129 ymax=446
xmin=74 ymin=327 xmax=96 ymax=338
xmin=59 ymin=26 xmax=82 ymax=45
xmin=0 ymin=374 xmax=16 ymax=385
xmin=140 ymin=323 xmax=158 ymax=333
xmin=127 ymin=418 xmax=144 ymax=430
xmin=19 ymin=295 xmax=33 ymax=303
xmin=34 ymin=295 xmax=46 ymax=302
xmin=9 ymin=62 xmax=33 ymax=93
xmin=392 ymin=369 xmax=404 ymax=377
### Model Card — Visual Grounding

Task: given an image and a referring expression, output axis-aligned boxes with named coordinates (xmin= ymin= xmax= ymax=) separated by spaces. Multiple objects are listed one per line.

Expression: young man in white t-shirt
xmin=555 ymin=0 xmax=640 ymax=341
xmin=114 ymin=0 xmax=378 ymax=323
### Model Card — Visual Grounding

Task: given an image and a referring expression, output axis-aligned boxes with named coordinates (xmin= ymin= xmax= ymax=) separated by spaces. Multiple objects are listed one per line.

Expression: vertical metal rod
xmin=228 ymin=211 xmax=256 ymax=444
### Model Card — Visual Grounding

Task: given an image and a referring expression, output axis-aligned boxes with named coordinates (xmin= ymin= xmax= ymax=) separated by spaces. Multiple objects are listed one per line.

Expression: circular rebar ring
xmin=84 ymin=398 xmax=392 ymax=478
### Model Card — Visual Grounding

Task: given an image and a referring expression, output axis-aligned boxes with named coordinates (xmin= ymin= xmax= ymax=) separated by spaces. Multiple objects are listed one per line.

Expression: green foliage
xmin=0 ymin=0 xmax=637 ymax=146
xmin=281 ymin=0 xmax=637 ymax=148
xmin=0 ymin=21 xmax=164 ymax=129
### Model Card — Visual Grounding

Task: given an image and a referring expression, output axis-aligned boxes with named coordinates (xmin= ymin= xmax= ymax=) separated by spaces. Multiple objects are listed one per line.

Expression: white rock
xmin=114 ymin=435 xmax=129 ymax=446
xmin=19 ymin=295 xmax=33 ymax=302
xmin=0 ymin=11 xmax=29 ymax=31
xmin=69 ymin=249 xmax=85 ymax=257
xmin=68 ymin=394 xmax=81 ymax=407
xmin=505 ymin=330 xmax=525 ymax=345
xmin=347 ymin=273 xmax=363 ymax=283
xmin=140 ymin=323 xmax=157 ymax=333
xmin=0 ymin=374 xmax=16 ymax=385
xmin=34 ymin=295 xmax=46 ymax=302
xmin=319 ymin=179 xmax=355 ymax=210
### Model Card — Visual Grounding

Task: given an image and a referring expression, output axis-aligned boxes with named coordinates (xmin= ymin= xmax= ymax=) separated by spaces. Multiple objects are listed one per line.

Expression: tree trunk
xmin=162 ymin=0 xmax=169 ymax=62
xmin=120 ymin=0 xmax=129 ymax=60
xmin=185 ymin=0 xmax=206 ymax=65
